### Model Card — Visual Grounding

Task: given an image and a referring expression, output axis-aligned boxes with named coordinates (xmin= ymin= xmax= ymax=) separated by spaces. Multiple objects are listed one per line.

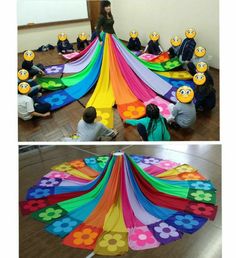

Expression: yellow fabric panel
xmin=156 ymin=71 xmax=193 ymax=80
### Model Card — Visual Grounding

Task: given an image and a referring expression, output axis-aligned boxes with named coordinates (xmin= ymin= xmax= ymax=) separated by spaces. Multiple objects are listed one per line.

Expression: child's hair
xmin=146 ymin=104 xmax=160 ymax=135
xmin=100 ymin=0 xmax=113 ymax=18
xmin=83 ymin=106 xmax=97 ymax=124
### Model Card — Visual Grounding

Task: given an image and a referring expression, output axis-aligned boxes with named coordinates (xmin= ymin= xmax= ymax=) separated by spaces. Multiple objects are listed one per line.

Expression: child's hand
xmin=99 ymin=41 xmax=103 ymax=46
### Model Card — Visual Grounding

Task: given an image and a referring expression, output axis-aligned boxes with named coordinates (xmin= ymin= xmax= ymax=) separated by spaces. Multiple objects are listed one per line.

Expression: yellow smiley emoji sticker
xmin=176 ymin=86 xmax=194 ymax=103
xmin=78 ymin=32 xmax=88 ymax=41
xmin=193 ymin=72 xmax=206 ymax=85
xmin=196 ymin=62 xmax=208 ymax=73
xmin=185 ymin=28 xmax=196 ymax=39
xmin=194 ymin=46 xmax=206 ymax=57
xmin=129 ymin=30 xmax=138 ymax=39
xmin=149 ymin=32 xmax=160 ymax=41
xmin=23 ymin=50 xmax=35 ymax=61
xmin=18 ymin=82 xmax=31 ymax=94
xmin=58 ymin=32 xmax=67 ymax=41
xmin=170 ymin=36 xmax=182 ymax=47
xmin=18 ymin=69 xmax=29 ymax=81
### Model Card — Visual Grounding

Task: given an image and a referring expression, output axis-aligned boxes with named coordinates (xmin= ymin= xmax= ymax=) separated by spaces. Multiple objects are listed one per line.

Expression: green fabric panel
xmin=37 ymin=43 xmax=102 ymax=90
xmin=31 ymin=204 xmax=67 ymax=223
xmin=128 ymin=155 xmax=189 ymax=198
xmin=187 ymin=188 xmax=216 ymax=205
xmin=58 ymin=156 xmax=115 ymax=212
xmin=61 ymin=44 xmax=101 ymax=86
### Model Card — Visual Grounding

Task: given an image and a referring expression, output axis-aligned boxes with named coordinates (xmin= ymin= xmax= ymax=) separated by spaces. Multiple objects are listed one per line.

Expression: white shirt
xmin=18 ymin=94 xmax=35 ymax=120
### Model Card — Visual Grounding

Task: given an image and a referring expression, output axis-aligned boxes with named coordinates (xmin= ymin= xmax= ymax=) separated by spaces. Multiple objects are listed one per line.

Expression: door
xmin=87 ymin=0 xmax=101 ymax=32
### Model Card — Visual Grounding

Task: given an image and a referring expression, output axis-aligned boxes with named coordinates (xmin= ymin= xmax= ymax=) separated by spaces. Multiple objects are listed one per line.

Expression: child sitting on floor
xmin=18 ymin=82 xmax=51 ymax=121
xmin=127 ymin=31 xmax=142 ymax=52
xmin=21 ymin=50 xmax=45 ymax=78
xmin=193 ymin=65 xmax=216 ymax=111
xmin=168 ymin=36 xmax=182 ymax=58
xmin=144 ymin=32 xmax=163 ymax=55
xmin=167 ymin=86 xmax=196 ymax=128
xmin=124 ymin=104 xmax=170 ymax=141
xmin=57 ymin=32 xmax=74 ymax=55
xmin=76 ymin=106 xmax=118 ymax=141
xmin=77 ymin=32 xmax=89 ymax=51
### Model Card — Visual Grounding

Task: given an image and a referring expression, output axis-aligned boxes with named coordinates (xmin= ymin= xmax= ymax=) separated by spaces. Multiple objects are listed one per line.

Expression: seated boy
xmin=77 ymin=106 xmax=118 ymax=141
xmin=167 ymin=86 xmax=196 ymax=128
xmin=18 ymin=82 xmax=51 ymax=121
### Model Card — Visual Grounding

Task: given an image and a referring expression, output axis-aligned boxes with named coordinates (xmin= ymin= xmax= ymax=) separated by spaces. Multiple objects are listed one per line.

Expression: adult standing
xmin=96 ymin=1 xmax=116 ymax=44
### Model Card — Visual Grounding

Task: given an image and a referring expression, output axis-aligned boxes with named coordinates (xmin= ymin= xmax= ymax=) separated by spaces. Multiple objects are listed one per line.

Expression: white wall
xmin=18 ymin=21 xmax=91 ymax=52
xmin=110 ymin=0 xmax=219 ymax=68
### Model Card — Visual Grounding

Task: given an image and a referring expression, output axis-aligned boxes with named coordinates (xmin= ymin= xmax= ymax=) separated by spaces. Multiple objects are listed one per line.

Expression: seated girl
xmin=18 ymin=82 xmax=51 ymax=121
xmin=124 ymin=104 xmax=170 ymax=141
xmin=77 ymin=32 xmax=89 ymax=51
xmin=21 ymin=50 xmax=45 ymax=78
xmin=144 ymin=32 xmax=163 ymax=55
xmin=167 ymin=86 xmax=196 ymax=128
xmin=57 ymin=32 xmax=74 ymax=55
xmin=127 ymin=31 xmax=142 ymax=52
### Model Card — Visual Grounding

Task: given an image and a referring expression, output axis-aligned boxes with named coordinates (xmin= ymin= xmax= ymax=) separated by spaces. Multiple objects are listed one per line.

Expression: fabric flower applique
xmin=38 ymin=207 xmax=63 ymax=221
xmin=52 ymin=163 xmax=73 ymax=172
xmin=52 ymin=217 xmax=78 ymax=234
xmin=190 ymin=190 xmax=213 ymax=202
xmin=157 ymin=160 xmax=180 ymax=170
xmin=129 ymin=228 xmax=157 ymax=249
xmin=48 ymin=171 xmax=71 ymax=179
xmin=29 ymin=188 xmax=51 ymax=199
xmin=96 ymin=110 xmax=110 ymax=126
xmin=41 ymin=81 xmax=63 ymax=89
xmin=23 ymin=199 xmax=47 ymax=212
xmin=163 ymin=60 xmax=180 ymax=70
xmin=190 ymin=181 xmax=212 ymax=190
xmin=73 ymin=228 xmax=98 ymax=246
xmin=123 ymin=105 xmax=145 ymax=119
xmin=98 ymin=233 xmax=126 ymax=252
xmin=175 ymin=164 xmax=195 ymax=173
xmin=44 ymin=93 xmax=68 ymax=107
xmin=84 ymin=157 xmax=97 ymax=165
xmin=38 ymin=177 xmax=61 ymax=187
xmin=143 ymin=157 xmax=161 ymax=165
xmin=189 ymin=203 xmax=215 ymax=217
xmin=179 ymin=172 xmax=202 ymax=180
xmin=69 ymin=160 xmax=86 ymax=169
xmin=154 ymin=222 xmax=179 ymax=239
xmin=45 ymin=65 xmax=64 ymax=74
xmin=130 ymin=155 xmax=144 ymax=163
xmin=174 ymin=214 xmax=199 ymax=229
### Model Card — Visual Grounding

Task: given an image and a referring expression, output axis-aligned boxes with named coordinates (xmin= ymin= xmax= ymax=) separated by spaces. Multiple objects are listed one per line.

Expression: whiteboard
xmin=17 ymin=0 xmax=88 ymax=26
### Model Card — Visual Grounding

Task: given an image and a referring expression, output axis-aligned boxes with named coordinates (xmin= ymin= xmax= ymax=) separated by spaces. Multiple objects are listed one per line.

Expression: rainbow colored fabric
xmin=20 ymin=152 xmax=217 ymax=256
xmin=36 ymin=34 xmax=194 ymax=128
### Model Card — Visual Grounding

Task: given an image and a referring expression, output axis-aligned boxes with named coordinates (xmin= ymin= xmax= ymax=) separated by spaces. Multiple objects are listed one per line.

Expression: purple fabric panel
xmin=112 ymin=35 xmax=173 ymax=96
xmin=124 ymin=158 xmax=160 ymax=225
xmin=44 ymin=64 xmax=64 ymax=75
xmin=63 ymin=40 xmax=98 ymax=73
xmin=58 ymin=180 xmax=87 ymax=187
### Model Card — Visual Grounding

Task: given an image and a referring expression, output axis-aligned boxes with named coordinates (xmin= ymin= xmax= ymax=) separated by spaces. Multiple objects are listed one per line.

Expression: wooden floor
xmin=18 ymin=48 xmax=219 ymax=141
xmin=19 ymin=145 xmax=222 ymax=258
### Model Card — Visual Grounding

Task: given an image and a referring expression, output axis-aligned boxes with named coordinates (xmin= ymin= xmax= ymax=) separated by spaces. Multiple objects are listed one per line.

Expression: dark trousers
xmin=137 ymin=123 xmax=148 ymax=141
xmin=34 ymin=102 xmax=51 ymax=114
